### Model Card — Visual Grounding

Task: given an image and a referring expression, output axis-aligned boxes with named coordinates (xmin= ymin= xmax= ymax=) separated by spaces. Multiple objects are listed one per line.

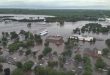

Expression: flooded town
xmin=0 ymin=13 xmax=110 ymax=75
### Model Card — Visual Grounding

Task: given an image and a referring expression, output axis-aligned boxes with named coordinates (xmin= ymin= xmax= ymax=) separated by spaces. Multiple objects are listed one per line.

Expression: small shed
xmin=45 ymin=35 xmax=64 ymax=45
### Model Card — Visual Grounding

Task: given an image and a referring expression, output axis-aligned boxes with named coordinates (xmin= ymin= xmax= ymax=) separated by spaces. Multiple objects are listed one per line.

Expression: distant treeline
xmin=3 ymin=18 xmax=44 ymax=22
xmin=0 ymin=9 xmax=110 ymax=22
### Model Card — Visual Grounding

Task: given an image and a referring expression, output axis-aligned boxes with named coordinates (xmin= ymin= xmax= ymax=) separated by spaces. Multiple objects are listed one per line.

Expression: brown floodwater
xmin=0 ymin=15 xmax=110 ymax=51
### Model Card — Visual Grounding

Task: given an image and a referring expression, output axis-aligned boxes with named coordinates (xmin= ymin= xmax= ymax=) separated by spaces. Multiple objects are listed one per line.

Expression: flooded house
xmin=45 ymin=35 xmax=64 ymax=45
xmin=106 ymin=18 xmax=110 ymax=22
xmin=84 ymin=48 xmax=102 ymax=58
xmin=70 ymin=35 xmax=94 ymax=42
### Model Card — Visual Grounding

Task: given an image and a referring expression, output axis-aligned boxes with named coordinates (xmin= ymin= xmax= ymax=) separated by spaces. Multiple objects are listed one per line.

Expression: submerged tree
xmin=95 ymin=58 xmax=106 ymax=69
xmin=0 ymin=64 xmax=3 ymax=72
xmin=102 ymin=48 xmax=110 ymax=56
xmin=23 ymin=61 xmax=34 ymax=71
xmin=105 ymin=39 xmax=110 ymax=48
xmin=43 ymin=47 xmax=52 ymax=56
xmin=11 ymin=68 xmax=24 ymax=75
xmin=74 ymin=54 xmax=82 ymax=62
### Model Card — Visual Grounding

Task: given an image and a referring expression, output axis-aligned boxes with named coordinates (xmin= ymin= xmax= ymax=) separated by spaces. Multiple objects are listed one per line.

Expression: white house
xmin=106 ymin=18 xmax=110 ymax=22
xmin=70 ymin=35 xmax=94 ymax=42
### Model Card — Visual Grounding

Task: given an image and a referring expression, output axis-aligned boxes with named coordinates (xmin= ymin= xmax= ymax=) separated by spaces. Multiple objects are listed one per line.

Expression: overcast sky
xmin=0 ymin=0 xmax=110 ymax=9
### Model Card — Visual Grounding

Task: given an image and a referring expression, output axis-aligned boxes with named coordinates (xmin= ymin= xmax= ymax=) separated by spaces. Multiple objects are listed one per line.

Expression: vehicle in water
xmin=39 ymin=29 xmax=48 ymax=36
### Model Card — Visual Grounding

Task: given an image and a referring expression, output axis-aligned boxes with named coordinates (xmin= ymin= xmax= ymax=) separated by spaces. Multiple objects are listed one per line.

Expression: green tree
xmin=16 ymin=62 xmax=23 ymax=69
xmin=95 ymin=58 xmax=106 ymax=69
xmin=5 ymin=32 xmax=9 ymax=37
xmin=23 ymin=61 xmax=34 ymax=71
xmin=43 ymin=47 xmax=52 ymax=56
xmin=25 ymin=49 xmax=32 ymax=56
xmin=83 ymin=70 xmax=92 ymax=75
xmin=34 ymin=34 xmax=42 ymax=44
xmin=74 ymin=54 xmax=82 ymax=62
xmin=34 ymin=67 xmax=74 ymax=75
xmin=53 ymin=51 xmax=57 ymax=56
xmin=10 ymin=31 xmax=19 ymax=40
xmin=83 ymin=56 xmax=92 ymax=75
xmin=105 ymin=39 xmax=110 ymax=48
xmin=19 ymin=30 xmax=26 ymax=35
xmin=0 ymin=64 xmax=3 ymax=72
xmin=26 ymin=39 xmax=34 ymax=48
xmin=107 ymin=69 xmax=110 ymax=75
xmin=8 ymin=43 xmax=19 ymax=52
xmin=2 ymin=37 xmax=8 ymax=42
xmin=38 ymin=54 xmax=44 ymax=60
xmin=2 ymin=41 xmax=7 ymax=48
xmin=44 ymin=41 xmax=49 ymax=47
xmin=48 ymin=61 xmax=58 ymax=68
xmin=102 ymin=48 xmax=109 ymax=56
xmin=11 ymin=68 xmax=24 ymax=75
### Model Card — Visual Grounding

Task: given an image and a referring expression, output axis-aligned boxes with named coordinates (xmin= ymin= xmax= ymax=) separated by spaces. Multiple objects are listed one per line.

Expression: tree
xmin=48 ymin=61 xmax=58 ymax=68
xmin=23 ymin=61 xmax=34 ymax=71
xmin=43 ymin=47 xmax=52 ymax=56
xmin=29 ymin=33 xmax=34 ymax=39
xmin=38 ymin=54 xmax=44 ymax=60
xmin=83 ymin=70 xmax=92 ymax=75
xmin=95 ymin=58 xmax=106 ymax=69
xmin=11 ymin=68 xmax=24 ymax=75
xmin=2 ymin=37 xmax=8 ymax=42
xmin=19 ymin=30 xmax=26 ymax=35
xmin=53 ymin=51 xmax=57 ymax=56
xmin=2 ymin=32 xmax=5 ymax=37
xmin=62 ymin=50 xmax=72 ymax=57
xmin=4 ymin=68 xmax=10 ymax=75
xmin=65 ymin=38 xmax=76 ymax=49
xmin=0 ymin=64 xmax=3 ymax=72
xmin=10 ymin=31 xmax=19 ymax=40
xmin=8 ymin=43 xmax=19 ymax=52
xmin=92 ymin=38 xmax=96 ymax=43
xmin=24 ymin=32 xmax=30 ymax=40
xmin=102 ymin=48 xmax=109 ymax=56
xmin=5 ymin=32 xmax=9 ymax=37
xmin=27 ymin=23 xmax=31 ymax=28
xmin=26 ymin=39 xmax=34 ymax=48
xmin=34 ymin=66 xmax=74 ymax=75
xmin=44 ymin=41 xmax=49 ymax=47
xmin=59 ymin=20 xmax=64 ymax=25
xmin=83 ymin=56 xmax=92 ymax=75
xmin=74 ymin=54 xmax=82 ymax=62
xmin=25 ymin=49 xmax=32 ymax=56
xmin=107 ymin=69 xmax=110 ymax=75
xmin=34 ymin=34 xmax=42 ymax=44
xmin=105 ymin=39 xmax=110 ymax=48
xmin=2 ymin=41 xmax=7 ymax=48
xmin=16 ymin=62 xmax=23 ymax=68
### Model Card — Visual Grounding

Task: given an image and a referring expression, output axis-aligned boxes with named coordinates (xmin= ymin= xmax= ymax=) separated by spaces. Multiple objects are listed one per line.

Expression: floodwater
xmin=0 ymin=15 xmax=110 ymax=51
xmin=0 ymin=14 xmax=54 ymax=19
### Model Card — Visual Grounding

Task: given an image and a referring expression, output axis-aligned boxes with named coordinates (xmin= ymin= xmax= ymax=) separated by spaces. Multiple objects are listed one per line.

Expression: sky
xmin=0 ymin=0 xmax=110 ymax=9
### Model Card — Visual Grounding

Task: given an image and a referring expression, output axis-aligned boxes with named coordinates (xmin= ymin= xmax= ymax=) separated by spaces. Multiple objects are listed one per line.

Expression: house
xmin=84 ymin=48 xmax=102 ymax=58
xmin=70 ymin=35 xmax=94 ymax=42
xmin=98 ymin=18 xmax=105 ymax=21
xmin=106 ymin=18 xmax=110 ymax=22
xmin=45 ymin=35 xmax=64 ymax=45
